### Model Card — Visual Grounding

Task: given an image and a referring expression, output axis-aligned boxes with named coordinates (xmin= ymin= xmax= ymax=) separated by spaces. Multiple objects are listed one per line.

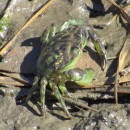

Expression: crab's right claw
xmin=88 ymin=28 xmax=107 ymax=70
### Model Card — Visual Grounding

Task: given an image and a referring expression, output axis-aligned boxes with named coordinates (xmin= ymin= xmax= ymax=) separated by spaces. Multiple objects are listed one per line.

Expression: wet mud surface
xmin=0 ymin=0 xmax=130 ymax=130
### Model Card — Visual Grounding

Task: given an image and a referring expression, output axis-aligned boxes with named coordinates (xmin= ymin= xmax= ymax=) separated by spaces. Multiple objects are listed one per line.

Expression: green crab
xmin=26 ymin=19 xmax=107 ymax=117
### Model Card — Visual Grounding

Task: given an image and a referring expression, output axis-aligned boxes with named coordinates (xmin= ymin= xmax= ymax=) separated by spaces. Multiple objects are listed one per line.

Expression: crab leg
xmin=58 ymin=82 xmax=70 ymax=97
xmin=49 ymin=81 xmax=71 ymax=118
xmin=40 ymin=77 xmax=47 ymax=115
xmin=60 ymin=19 xmax=85 ymax=31
xmin=25 ymin=76 xmax=39 ymax=103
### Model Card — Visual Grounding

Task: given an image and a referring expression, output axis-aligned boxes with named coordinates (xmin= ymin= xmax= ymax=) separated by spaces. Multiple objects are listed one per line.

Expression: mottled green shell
xmin=37 ymin=26 xmax=84 ymax=77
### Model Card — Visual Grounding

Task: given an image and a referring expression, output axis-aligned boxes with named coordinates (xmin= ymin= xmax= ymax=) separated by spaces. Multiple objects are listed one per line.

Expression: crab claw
xmin=88 ymin=28 xmax=107 ymax=70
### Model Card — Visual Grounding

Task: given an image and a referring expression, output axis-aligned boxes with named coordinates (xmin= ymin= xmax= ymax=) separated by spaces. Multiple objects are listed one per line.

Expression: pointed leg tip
xmin=66 ymin=111 xmax=72 ymax=119
xmin=40 ymin=108 xmax=46 ymax=116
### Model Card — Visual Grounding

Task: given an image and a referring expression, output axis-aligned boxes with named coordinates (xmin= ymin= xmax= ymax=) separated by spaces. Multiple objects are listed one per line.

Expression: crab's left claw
xmin=88 ymin=27 xmax=107 ymax=70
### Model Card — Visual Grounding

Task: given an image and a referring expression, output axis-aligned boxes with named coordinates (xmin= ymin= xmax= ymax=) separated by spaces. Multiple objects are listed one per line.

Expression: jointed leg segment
xmin=40 ymin=77 xmax=47 ymax=115
xmin=49 ymin=81 xmax=71 ymax=118
xmin=25 ymin=76 xmax=39 ymax=103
